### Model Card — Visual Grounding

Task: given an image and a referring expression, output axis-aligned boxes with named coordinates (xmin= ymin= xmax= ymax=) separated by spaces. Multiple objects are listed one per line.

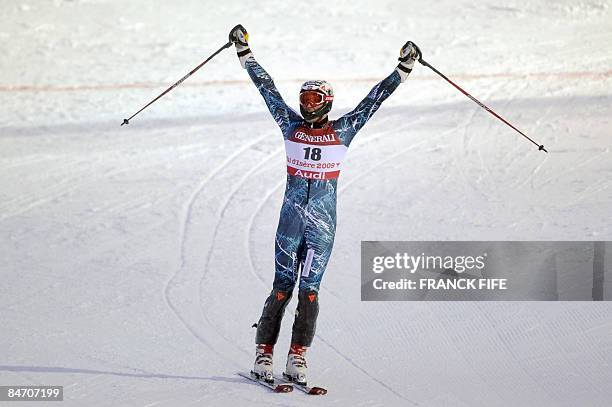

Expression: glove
xmin=229 ymin=24 xmax=253 ymax=69
xmin=396 ymin=41 xmax=420 ymax=82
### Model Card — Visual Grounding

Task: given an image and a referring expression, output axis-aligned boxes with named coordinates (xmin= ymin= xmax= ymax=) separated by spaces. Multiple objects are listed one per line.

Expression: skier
xmin=229 ymin=25 xmax=419 ymax=385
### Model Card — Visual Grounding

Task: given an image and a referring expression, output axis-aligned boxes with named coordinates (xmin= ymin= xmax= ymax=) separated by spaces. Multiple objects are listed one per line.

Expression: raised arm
xmin=336 ymin=41 xmax=419 ymax=146
xmin=229 ymin=25 xmax=301 ymax=136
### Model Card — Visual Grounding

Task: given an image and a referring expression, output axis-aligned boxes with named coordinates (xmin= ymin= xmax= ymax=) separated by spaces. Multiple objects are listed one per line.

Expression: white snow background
xmin=1 ymin=0 xmax=611 ymax=406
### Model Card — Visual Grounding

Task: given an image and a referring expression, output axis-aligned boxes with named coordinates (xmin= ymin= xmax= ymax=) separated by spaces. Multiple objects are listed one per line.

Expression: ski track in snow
xmin=455 ymin=79 xmax=507 ymax=200
xmin=196 ymin=144 xmax=284 ymax=357
xmin=164 ymin=132 xmax=272 ymax=368
xmin=245 ymin=178 xmax=285 ymax=287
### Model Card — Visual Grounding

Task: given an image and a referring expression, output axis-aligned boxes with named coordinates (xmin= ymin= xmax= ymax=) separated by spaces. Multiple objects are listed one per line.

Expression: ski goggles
xmin=299 ymin=91 xmax=333 ymax=108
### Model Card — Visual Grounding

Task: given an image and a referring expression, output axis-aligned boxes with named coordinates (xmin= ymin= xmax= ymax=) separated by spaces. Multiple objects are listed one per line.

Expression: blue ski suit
xmin=245 ymin=58 xmax=403 ymax=346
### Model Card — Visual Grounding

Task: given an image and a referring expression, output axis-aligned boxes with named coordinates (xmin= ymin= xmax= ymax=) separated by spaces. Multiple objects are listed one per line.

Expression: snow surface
xmin=1 ymin=0 xmax=612 ymax=406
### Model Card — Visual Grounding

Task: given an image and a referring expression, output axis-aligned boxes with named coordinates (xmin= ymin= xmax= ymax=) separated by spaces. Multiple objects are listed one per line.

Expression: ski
xmin=276 ymin=374 xmax=327 ymax=395
xmin=237 ymin=372 xmax=293 ymax=393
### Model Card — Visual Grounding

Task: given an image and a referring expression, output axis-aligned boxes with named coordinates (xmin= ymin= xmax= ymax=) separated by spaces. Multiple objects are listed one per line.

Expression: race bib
xmin=285 ymin=125 xmax=348 ymax=180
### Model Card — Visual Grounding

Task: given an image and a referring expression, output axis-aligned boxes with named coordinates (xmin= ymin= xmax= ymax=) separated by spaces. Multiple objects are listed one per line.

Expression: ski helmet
xmin=299 ymin=80 xmax=334 ymax=122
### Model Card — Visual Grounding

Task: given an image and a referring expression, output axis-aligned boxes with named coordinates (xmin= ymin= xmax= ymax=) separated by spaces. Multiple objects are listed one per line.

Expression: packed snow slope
xmin=1 ymin=1 xmax=612 ymax=406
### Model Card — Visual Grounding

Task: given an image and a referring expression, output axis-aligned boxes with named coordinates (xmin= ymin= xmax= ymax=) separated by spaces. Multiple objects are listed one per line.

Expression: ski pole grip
xmin=229 ymin=24 xmax=248 ymax=45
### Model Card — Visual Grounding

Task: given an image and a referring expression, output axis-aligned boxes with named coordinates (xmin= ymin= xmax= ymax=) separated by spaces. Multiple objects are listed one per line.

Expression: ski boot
xmin=251 ymin=344 xmax=274 ymax=383
xmin=283 ymin=344 xmax=308 ymax=385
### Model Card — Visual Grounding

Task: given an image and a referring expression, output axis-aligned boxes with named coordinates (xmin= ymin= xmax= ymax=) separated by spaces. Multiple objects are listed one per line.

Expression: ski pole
xmin=410 ymin=43 xmax=547 ymax=153
xmin=121 ymin=40 xmax=233 ymax=126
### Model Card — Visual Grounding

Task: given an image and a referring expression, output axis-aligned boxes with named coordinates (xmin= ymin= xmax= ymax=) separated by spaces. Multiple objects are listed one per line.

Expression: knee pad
xmin=255 ymin=289 xmax=292 ymax=345
xmin=291 ymin=290 xmax=320 ymax=347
